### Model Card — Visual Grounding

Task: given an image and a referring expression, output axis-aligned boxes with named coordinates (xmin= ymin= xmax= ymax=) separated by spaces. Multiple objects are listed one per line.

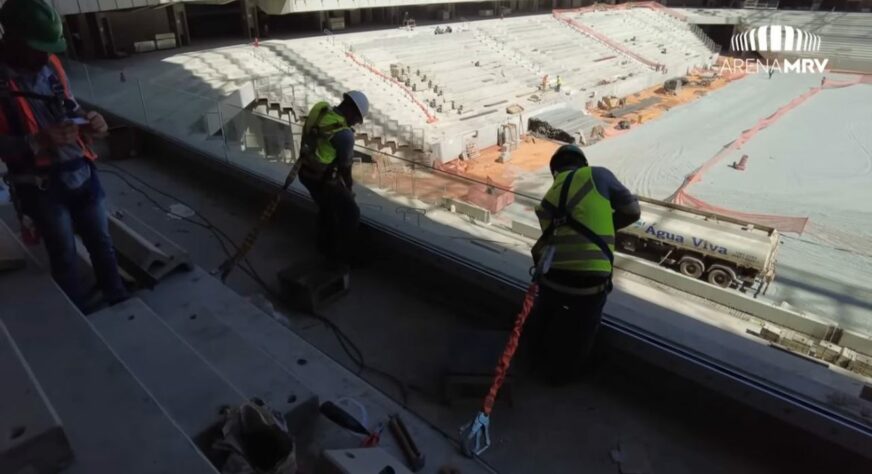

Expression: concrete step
xmin=0 ymin=320 xmax=72 ymax=473
xmin=0 ymin=227 xmax=217 ymax=473
xmin=89 ymin=297 xmax=248 ymax=460
xmin=135 ymin=272 xmax=319 ymax=438
xmin=151 ymin=268 xmax=486 ymax=471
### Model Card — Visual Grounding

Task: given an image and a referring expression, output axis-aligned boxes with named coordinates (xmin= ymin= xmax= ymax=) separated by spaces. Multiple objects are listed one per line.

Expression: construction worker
xmin=555 ymin=75 xmax=562 ymax=93
xmin=0 ymin=0 xmax=127 ymax=309
xmin=526 ymin=145 xmax=640 ymax=384
xmin=298 ymin=91 xmax=369 ymax=264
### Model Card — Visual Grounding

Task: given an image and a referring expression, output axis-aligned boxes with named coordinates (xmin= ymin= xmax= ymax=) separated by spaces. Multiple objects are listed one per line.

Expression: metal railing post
xmin=137 ymin=79 xmax=150 ymax=126
xmin=215 ymin=99 xmax=229 ymax=161
xmin=84 ymin=63 xmax=95 ymax=101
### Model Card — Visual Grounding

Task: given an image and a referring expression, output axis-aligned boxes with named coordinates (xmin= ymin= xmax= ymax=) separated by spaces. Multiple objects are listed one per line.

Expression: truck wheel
xmin=678 ymin=257 xmax=705 ymax=279
xmin=707 ymin=267 xmax=735 ymax=288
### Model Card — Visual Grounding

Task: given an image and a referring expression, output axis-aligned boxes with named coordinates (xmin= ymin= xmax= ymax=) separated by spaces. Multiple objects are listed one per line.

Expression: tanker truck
xmin=616 ymin=197 xmax=780 ymax=295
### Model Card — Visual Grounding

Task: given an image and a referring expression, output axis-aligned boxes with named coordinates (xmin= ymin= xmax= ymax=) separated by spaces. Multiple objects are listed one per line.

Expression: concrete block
xmin=852 ymin=353 xmax=872 ymax=378
xmin=780 ymin=332 xmax=815 ymax=354
xmin=316 ymin=448 xmax=412 ymax=474
xmin=108 ymin=208 xmax=191 ymax=285
xmin=0 ymin=320 xmax=73 ymax=474
xmin=443 ymin=198 xmax=491 ymax=224
xmin=138 ymin=269 xmax=320 ymax=436
xmin=463 ymin=184 xmax=515 ymax=214
xmin=758 ymin=325 xmax=782 ymax=343
xmin=511 ymin=220 xmax=541 ymax=240
xmin=89 ymin=298 xmax=247 ymax=447
xmin=278 ymin=260 xmax=350 ymax=313
xmin=816 ymin=341 xmax=843 ymax=363
xmin=0 ymin=267 xmax=218 ymax=474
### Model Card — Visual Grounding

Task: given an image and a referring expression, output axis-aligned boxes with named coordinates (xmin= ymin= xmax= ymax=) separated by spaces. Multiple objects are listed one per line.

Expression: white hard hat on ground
xmin=343 ymin=91 xmax=369 ymax=120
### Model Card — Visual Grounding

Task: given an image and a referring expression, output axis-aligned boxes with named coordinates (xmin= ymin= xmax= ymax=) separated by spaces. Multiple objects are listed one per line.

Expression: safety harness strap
xmin=535 ymin=169 xmax=614 ymax=291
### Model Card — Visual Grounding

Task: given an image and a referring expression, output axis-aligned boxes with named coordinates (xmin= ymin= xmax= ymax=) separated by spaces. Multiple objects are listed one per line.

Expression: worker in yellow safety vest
xmin=298 ymin=91 xmax=369 ymax=264
xmin=526 ymin=144 xmax=640 ymax=384
xmin=0 ymin=0 xmax=127 ymax=310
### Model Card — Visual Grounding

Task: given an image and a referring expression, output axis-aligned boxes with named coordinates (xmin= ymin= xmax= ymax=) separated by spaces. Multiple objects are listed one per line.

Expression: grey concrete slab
xmin=136 ymin=276 xmax=320 ymax=436
xmin=89 ymin=297 xmax=247 ymax=443
xmin=0 ymin=235 xmax=217 ymax=474
xmin=0 ymin=208 xmax=25 ymax=272
xmin=133 ymin=266 xmax=491 ymax=473
xmin=0 ymin=320 xmax=72 ymax=474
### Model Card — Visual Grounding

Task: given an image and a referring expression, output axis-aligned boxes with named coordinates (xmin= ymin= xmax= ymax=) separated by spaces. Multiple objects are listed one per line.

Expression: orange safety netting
xmin=552 ymin=11 xmax=664 ymax=71
xmin=345 ymin=51 xmax=438 ymax=124
xmin=672 ymin=190 xmax=809 ymax=234
xmin=668 ymin=75 xmax=869 ymax=235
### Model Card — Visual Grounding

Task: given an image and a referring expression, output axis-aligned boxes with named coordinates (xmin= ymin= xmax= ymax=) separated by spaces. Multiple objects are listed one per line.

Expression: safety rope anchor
xmin=459 ymin=411 xmax=491 ymax=457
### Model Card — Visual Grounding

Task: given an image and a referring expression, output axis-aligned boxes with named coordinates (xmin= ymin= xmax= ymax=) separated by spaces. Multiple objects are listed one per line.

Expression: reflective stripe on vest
xmin=535 ymin=167 xmax=616 ymax=276
xmin=0 ymin=55 xmax=96 ymax=169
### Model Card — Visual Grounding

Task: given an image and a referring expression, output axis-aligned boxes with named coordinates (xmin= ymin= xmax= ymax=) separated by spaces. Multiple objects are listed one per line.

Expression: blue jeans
xmin=17 ymin=171 xmax=127 ymax=309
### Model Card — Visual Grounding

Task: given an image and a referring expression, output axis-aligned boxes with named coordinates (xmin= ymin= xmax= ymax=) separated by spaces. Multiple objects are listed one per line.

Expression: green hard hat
xmin=0 ymin=0 xmax=67 ymax=53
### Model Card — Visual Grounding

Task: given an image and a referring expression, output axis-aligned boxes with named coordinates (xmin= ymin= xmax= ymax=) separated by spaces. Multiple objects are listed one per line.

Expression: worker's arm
xmin=0 ymin=125 xmax=79 ymax=165
xmin=330 ymin=129 xmax=355 ymax=190
xmin=592 ymin=167 xmax=641 ymax=230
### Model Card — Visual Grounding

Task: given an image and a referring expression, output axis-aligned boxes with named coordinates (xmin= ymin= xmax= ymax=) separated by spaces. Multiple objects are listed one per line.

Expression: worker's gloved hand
xmin=84 ymin=111 xmax=108 ymax=137
xmin=35 ymin=122 xmax=79 ymax=149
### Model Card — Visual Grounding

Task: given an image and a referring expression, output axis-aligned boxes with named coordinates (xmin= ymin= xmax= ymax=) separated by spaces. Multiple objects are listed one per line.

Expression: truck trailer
xmin=616 ymin=197 xmax=780 ymax=295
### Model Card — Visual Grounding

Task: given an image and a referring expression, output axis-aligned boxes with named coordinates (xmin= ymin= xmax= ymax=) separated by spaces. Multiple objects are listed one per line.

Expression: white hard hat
xmin=343 ymin=90 xmax=369 ymax=119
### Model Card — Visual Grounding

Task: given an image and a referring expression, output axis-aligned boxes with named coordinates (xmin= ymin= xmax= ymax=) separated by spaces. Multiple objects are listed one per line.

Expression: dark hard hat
xmin=550 ymin=144 xmax=588 ymax=175
xmin=0 ymin=0 xmax=66 ymax=53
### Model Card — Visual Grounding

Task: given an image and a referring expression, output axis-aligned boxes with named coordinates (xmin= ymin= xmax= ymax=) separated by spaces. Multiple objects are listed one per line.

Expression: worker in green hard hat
xmin=526 ymin=144 xmax=640 ymax=384
xmin=0 ymin=0 xmax=128 ymax=310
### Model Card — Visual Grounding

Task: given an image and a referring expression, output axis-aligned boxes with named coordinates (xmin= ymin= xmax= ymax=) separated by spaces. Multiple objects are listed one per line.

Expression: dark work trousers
xmin=299 ymin=174 xmax=360 ymax=263
xmin=15 ymin=171 xmax=127 ymax=310
xmin=523 ymin=283 xmax=608 ymax=385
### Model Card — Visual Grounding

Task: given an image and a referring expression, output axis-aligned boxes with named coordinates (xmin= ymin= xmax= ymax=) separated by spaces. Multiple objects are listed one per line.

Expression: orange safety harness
xmin=0 ymin=54 xmax=96 ymax=170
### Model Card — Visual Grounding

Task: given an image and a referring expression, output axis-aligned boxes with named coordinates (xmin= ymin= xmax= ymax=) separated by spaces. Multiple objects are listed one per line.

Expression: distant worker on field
xmin=0 ymin=0 xmax=128 ymax=310
xmin=555 ymin=75 xmax=562 ymax=93
xmin=526 ymin=145 xmax=640 ymax=384
xmin=298 ymin=91 xmax=369 ymax=264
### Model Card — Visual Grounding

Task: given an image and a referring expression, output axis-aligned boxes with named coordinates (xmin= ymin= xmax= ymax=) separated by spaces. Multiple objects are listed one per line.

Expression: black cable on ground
xmin=98 ymin=164 xmax=410 ymax=405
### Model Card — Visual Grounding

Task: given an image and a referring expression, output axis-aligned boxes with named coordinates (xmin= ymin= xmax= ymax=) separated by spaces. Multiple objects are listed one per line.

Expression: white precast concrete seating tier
xmin=115 ymin=8 xmax=725 ymax=161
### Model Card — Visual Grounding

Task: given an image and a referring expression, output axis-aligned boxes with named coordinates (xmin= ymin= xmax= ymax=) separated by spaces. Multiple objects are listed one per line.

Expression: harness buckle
xmin=35 ymin=176 xmax=49 ymax=191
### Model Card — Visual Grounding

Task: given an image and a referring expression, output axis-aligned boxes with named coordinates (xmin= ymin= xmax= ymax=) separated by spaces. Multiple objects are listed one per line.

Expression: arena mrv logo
xmin=720 ymin=25 xmax=829 ymax=74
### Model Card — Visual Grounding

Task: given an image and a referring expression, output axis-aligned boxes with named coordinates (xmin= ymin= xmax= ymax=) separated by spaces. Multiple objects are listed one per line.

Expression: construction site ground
xmin=93 ymin=152 xmax=871 ymax=474
xmin=433 ymin=69 xmax=872 ymax=337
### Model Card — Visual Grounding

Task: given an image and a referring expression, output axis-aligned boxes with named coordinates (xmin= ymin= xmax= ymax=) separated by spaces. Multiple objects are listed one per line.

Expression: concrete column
xmin=349 ymin=9 xmax=361 ymax=26
xmin=89 ymin=12 xmax=115 ymax=58
xmin=239 ymin=0 xmax=259 ymax=39
xmin=167 ymin=4 xmax=190 ymax=47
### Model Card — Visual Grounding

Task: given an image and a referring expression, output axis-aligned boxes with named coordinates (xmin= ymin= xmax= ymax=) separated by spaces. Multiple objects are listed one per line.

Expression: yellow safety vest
xmin=301 ymin=102 xmax=350 ymax=170
xmin=534 ymin=167 xmax=615 ymax=276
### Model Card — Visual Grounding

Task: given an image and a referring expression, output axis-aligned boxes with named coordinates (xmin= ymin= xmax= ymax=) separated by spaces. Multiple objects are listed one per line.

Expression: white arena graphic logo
xmin=731 ymin=25 xmax=822 ymax=52
xmin=720 ymin=24 xmax=829 ymax=74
